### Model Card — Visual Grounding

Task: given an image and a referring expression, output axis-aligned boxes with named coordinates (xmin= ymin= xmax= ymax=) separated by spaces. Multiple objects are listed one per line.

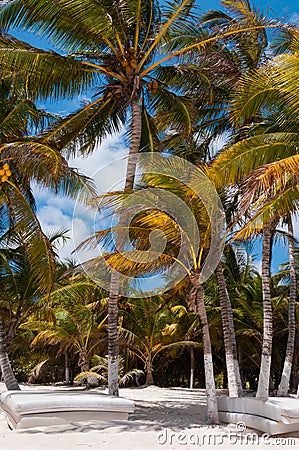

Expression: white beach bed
xmin=0 ymin=390 xmax=134 ymax=430
xmin=217 ymin=396 xmax=299 ymax=435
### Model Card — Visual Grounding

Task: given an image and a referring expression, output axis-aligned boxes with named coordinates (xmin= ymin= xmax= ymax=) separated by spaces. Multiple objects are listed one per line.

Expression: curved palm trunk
xmin=0 ymin=316 xmax=20 ymax=390
xmin=189 ymin=283 xmax=218 ymax=423
xmin=108 ymin=99 xmax=142 ymax=396
xmin=216 ymin=262 xmax=243 ymax=397
xmin=278 ymin=217 xmax=296 ymax=396
xmin=256 ymin=226 xmax=272 ymax=398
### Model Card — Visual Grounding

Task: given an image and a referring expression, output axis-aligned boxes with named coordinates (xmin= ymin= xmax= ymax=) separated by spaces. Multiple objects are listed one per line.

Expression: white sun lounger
xmin=0 ymin=390 xmax=134 ymax=430
xmin=217 ymin=396 xmax=299 ymax=435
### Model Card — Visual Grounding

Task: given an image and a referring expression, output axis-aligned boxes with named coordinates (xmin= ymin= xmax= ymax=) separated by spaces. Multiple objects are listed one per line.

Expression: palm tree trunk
xmin=108 ymin=270 xmax=121 ymax=396
xmin=278 ymin=217 xmax=296 ymax=396
xmin=0 ymin=316 xmax=20 ymax=390
xmin=64 ymin=350 xmax=70 ymax=384
xmin=189 ymin=283 xmax=218 ymax=423
xmin=108 ymin=98 xmax=142 ymax=396
xmin=216 ymin=262 xmax=243 ymax=397
xmin=294 ymin=334 xmax=299 ymax=395
xmin=189 ymin=346 xmax=195 ymax=389
xmin=256 ymin=225 xmax=272 ymax=398
xmin=79 ymin=347 xmax=90 ymax=372
xmin=146 ymin=359 xmax=154 ymax=385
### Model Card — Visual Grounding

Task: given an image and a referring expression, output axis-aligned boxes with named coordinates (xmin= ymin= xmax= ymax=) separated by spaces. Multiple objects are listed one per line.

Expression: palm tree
xmin=170 ymin=302 xmax=202 ymax=388
xmin=0 ymin=73 xmax=96 ymax=389
xmin=0 ymin=243 xmax=43 ymax=389
xmin=0 ymin=0 xmax=276 ymax=394
xmin=79 ymin=354 xmax=144 ymax=388
xmin=22 ymin=277 xmax=108 ymax=378
xmin=120 ymin=295 xmax=200 ymax=385
xmin=82 ymin=156 xmax=223 ymax=422
xmin=230 ymin=270 xmax=289 ymax=390
xmin=215 ymin=262 xmax=243 ymax=396
xmin=255 ymin=224 xmax=273 ymax=398
xmin=162 ymin=0 xmax=279 ymax=398
xmin=277 ymin=216 xmax=297 ymax=396
xmin=0 ymin=315 xmax=19 ymax=389
xmin=209 ymin=28 xmax=299 ymax=397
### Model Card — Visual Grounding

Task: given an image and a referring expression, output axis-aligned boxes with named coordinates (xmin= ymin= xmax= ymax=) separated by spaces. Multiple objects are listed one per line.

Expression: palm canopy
xmin=210 ymin=45 xmax=299 ymax=239
xmin=0 ymin=0 xmax=278 ymax=155
xmin=0 ymin=72 xmax=97 ymax=294
xmin=21 ymin=273 xmax=108 ymax=370
xmin=162 ymin=0 xmax=279 ymax=166
xmin=201 ymin=0 xmax=269 ymax=71
xmin=77 ymin=155 xmax=225 ymax=295
xmin=119 ymin=295 xmax=200 ymax=383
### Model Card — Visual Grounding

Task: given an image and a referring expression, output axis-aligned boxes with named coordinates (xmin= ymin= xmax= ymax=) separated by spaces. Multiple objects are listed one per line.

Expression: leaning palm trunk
xmin=216 ymin=262 xmax=243 ymax=397
xmin=256 ymin=226 xmax=273 ymax=398
xmin=0 ymin=316 xmax=20 ymax=390
xmin=278 ymin=217 xmax=296 ymax=396
xmin=108 ymin=99 xmax=142 ymax=396
xmin=189 ymin=282 xmax=218 ymax=423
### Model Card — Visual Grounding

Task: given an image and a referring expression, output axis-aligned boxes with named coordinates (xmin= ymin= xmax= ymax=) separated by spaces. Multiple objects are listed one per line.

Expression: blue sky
xmin=6 ymin=0 xmax=299 ymax=274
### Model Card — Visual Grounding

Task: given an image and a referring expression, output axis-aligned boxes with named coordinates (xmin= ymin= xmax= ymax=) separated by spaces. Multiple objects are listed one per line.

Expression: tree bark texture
xmin=189 ymin=283 xmax=219 ymax=423
xmin=278 ymin=217 xmax=296 ymax=396
xmin=256 ymin=226 xmax=273 ymax=398
xmin=216 ymin=262 xmax=243 ymax=397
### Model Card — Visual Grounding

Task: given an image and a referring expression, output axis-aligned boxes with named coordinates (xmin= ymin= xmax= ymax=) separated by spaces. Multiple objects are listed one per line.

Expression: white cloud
xmin=35 ymin=132 xmax=128 ymax=261
xmin=69 ymin=132 xmax=127 ymax=178
xmin=289 ymin=12 xmax=299 ymax=25
xmin=253 ymin=258 xmax=262 ymax=274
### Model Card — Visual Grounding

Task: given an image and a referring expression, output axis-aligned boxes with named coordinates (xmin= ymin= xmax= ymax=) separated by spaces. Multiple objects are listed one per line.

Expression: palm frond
xmin=1 ymin=181 xmax=55 ymax=294
xmin=211 ymin=132 xmax=299 ymax=188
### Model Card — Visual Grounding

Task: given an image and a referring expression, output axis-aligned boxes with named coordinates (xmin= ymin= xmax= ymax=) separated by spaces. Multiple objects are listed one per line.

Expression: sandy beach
xmin=0 ymin=383 xmax=298 ymax=450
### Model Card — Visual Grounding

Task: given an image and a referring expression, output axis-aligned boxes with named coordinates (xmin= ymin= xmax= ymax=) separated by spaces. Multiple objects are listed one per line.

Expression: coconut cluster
xmin=0 ymin=163 xmax=11 ymax=183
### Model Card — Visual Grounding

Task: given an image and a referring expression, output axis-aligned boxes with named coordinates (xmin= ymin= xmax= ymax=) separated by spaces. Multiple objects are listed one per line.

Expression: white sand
xmin=0 ymin=383 xmax=298 ymax=449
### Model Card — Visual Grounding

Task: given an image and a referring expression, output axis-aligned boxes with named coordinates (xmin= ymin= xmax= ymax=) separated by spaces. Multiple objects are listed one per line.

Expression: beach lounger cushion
xmin=217 ymin=396 xmax=299 ymax=435
xmin=0 ymin=390 xmax=134 ymax=430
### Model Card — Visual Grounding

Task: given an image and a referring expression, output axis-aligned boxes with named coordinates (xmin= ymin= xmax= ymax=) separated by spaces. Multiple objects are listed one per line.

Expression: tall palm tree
xmin=277 ymin=216 xmax=297 ymax=396
xmin=215 ymin=262 xmax=243 ymax=396
xmin=82 ymin=156 xmax=223 ymax=422
xmin=164 ymin=0 xmax=278 ymax=398
xmin=0 ymin=0 xmax=201 ymax=395
xmin=0 ymin=72 xmax=96 ymax=389
xmin=256 ymin=224 xmax=273 ymax=398
xmin=211 ymin=35 xmax=299 ymax=396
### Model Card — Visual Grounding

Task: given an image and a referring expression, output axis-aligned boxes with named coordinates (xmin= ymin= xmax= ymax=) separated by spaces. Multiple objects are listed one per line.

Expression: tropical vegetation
xmin=0 ymin=0 xmax=297 ymax=426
